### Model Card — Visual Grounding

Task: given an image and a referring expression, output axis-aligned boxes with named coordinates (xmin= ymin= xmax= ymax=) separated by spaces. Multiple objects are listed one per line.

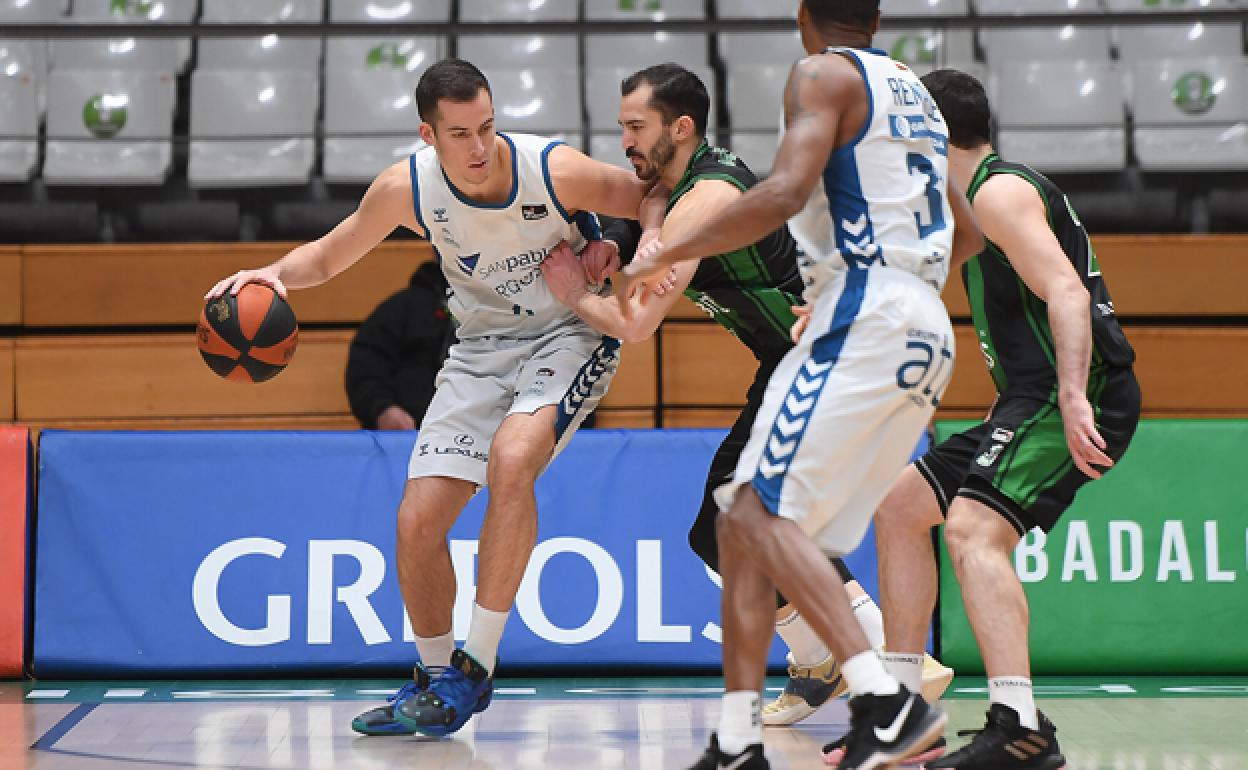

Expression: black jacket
xmin=345 ymin=262 xmax=452 ymax=429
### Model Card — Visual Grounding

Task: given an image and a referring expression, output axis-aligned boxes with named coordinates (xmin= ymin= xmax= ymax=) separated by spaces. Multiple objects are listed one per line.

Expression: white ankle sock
xmin=775 ymin=610 xmax=831 ymax=667
xmin=989 ymin=677 xmax=1038 ymax=729
xmin=413 ymin=631 xmax=454 ymax=668
xmin=850 ymin=595 xmax=887 ymax=651
xmin=841 ymin=651 xmax=900 ymax=698
xmin=717 ymin=691 xmax=762 ymax=756
xmin=463 ymin=603 xmax=509 ymax=675
xmin=881 ymin=652 xmax=924 ymax=694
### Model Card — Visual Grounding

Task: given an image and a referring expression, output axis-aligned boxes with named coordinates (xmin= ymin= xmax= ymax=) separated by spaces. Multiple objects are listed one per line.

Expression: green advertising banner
xmin=938 ymin=420 xmax=1248 ymax=674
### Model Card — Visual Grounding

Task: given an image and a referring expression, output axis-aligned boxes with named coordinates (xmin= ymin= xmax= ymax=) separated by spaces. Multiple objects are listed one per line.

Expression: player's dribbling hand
xmin=615 ymin=240 xmax=674 ymax=316
xmin=790 ymin=304 xmax=811 ymax=344
xmin=540 ymin=240 xmax=590 ymax=305
xmin=205 ymin=266 xmax=288 ymax=301
xmin=1059 ymin=392 xmax=1114 ymax=479
xmin=579 ymin=239 xmax=621 ymax=286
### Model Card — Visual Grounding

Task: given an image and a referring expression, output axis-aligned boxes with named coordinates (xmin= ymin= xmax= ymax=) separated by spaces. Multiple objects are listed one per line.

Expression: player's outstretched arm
xmin=206 ymin=162 xmax=416 ymax=299
xmin=547 ymin=144 xmax=654 ymax=220
xmin=975 ymin=174 xmax=1112 ymax=478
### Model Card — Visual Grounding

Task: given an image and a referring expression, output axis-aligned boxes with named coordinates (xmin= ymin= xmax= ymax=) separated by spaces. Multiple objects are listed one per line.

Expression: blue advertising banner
xmin=34 ymin=429 xmax=911 ymax=676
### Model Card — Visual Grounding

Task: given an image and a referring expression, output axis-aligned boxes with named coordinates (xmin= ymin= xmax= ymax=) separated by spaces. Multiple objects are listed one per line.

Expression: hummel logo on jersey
xmin=456 ymin=253 xmax=481 ymax=276
xmin=433 ymin=208 xmax=449 ymax=223
xmin=719 ymin=753 xmax=754 ymax=770
xmin=522 ymin=204 xmax=549 ymax=221
xmin=874 ymin=695 xmax=916 ymax=743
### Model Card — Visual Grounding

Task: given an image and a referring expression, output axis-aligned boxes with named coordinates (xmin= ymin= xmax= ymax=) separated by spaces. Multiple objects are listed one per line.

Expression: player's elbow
xmin=617 ymin=322 xmax=658 ymax=345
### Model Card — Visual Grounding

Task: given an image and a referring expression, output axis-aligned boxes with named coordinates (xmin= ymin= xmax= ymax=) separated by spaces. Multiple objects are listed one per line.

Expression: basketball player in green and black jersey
xmin=857 ymin=68 xmax=1141 ymax=770
xmin=540 ymin=62 xmax=953 ymax=730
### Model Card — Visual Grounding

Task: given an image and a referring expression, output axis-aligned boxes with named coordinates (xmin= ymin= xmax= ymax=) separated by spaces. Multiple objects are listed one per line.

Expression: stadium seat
xmin=586 ymin=65 xmax=718 ymax=131
xmin=980 ymin=26 xmax=1112 ymax=63
xmin=457 ymin=35 xmax=577 ymax=69
xmin=727 ymin=132 xmax=778 ymax=176
xmin=189 ymin=69 xmax=319 ymax=187
xmin=43 ymin=69 xmax=176 ymax=185
xmin=725 ymin=64 xmax=789 ymax=130
xmin=325 ymin=36 xmax=442 ymax=73
xmin=0 ymin=72 xmax=38 ymax=182
xmin=586 ymin=32 xmax=709 ymax=70
xmin=586 ymin=0 xmax=705 ymax=20
xmin=0 ymin=40 xmax=47 ymax=116
xmin=200 ymin=0 xmax=322 ymax=23
xmin=1105 ymin=0 xmax=1242 ymax=11
xmin=328 ymin=0 xmax=450 ymax=22
xmin=69 ymin=0 xmax=198 ymax=22
xmin=874 ymin=29 xmax=976 ymax=73
xmin=880 ymin=0 xmax=970 ymax=15
xmin=50 ymin=38 xmax=182 ymax=72
xmin=474 ymin=67 xmax=582 ymax=135
xmin=1117 ymin=22 xmax=1245 ymax=61
xmin=0 ymin=0 xmax=65 ymax=22
xmin=1130 ymin=58 xmax=1248 ymax=171
xmin=198 ymin=36 xmax=323 ymax=70
xmin=459 ymin=0 xmax=577 ymax=22
xmin=973 ymin=0 xmax=1102 ymax=13
xmin=589 ymin=134 xmax=633 ymax=171
xmin=323 ymin=68 xmax=426 ymax=184
xmin=992 ymin=60 xmax=1126 ymax=173
xmin=718 ymin=31 xmax=804 ymax=64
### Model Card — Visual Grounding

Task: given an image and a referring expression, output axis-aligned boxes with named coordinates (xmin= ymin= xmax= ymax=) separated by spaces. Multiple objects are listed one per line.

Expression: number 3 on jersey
xmin=906 ymin=152 xmax=946 ymax=239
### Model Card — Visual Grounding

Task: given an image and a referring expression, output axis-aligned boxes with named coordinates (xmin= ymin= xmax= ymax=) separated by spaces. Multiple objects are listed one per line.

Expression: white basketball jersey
xmin=409 ymin=132 xmax=593 ymax=339
xmin=788 ymin=47 xmax=954 ymax=302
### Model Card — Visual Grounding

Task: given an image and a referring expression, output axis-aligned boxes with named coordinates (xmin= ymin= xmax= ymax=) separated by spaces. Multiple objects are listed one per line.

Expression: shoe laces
xmin=427 ymin=664 xmax=478 ymax=706
xmin=388 ymin=678 xmax=428 ymax=705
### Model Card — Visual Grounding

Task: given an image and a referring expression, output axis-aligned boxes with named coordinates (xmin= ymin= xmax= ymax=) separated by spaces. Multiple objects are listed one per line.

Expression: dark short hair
xmin=415 ymin=58 xmax=491 ymax=124
xmin=921 ymin=68 xmax=993 ymax=150
xmin=803 ymin=0 xmax=879 ymax=32
xmin=621 ymin=63 xmax=710 ymax=138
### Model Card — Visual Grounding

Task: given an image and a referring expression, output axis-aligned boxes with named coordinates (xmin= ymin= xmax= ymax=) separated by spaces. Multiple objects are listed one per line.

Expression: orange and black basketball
xmin=197 ymin=283 xmax=298 ymax=383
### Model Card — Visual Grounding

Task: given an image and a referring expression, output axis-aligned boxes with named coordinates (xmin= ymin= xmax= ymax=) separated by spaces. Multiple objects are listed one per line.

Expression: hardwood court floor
xmin=4 ymin=676 xmax=1247 ymax=769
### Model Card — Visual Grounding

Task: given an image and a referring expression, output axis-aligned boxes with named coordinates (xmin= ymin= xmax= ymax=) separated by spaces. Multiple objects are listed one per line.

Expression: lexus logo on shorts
xmin=454 ymin=434 xmax=475 ymax=447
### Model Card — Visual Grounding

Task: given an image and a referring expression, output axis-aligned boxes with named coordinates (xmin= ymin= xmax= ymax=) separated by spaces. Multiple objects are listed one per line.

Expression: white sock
xmin=841 ymin=650 xmax=900 ymax=698
xmin=716 ymin=691 xmax=762 ymax=756
xmin=881 ymin=652 xmax=924 ymax=694
xmin=851 ymin=595 xmax=887 ymax=651
xmin=463 ymin=603 xmax=509 ymax=675
xmin=775 ymin=610 xmax=831 ymax=667
xmin=413 ymin=631 xmax=454 ymax=668
xmin=989 ymin=677 xmax=1038 ymax=730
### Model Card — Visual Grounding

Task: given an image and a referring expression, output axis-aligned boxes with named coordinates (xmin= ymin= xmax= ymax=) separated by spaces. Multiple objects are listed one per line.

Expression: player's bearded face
xmin=627 ymin=126 xmax=677 ymax=181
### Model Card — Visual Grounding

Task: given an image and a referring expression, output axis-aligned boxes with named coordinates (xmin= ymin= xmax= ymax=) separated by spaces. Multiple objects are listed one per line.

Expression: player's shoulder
xmin=686 ymin=144 xmax=756 ymax=190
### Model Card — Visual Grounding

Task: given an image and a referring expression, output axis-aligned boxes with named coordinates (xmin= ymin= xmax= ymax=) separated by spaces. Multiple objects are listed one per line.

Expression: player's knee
xmin=486 ymin=440 xmax=543 ymax=490
xmin=877 ymin=469 xmax=943 ymax=533
xmin=942 ymin=513 xmax=997 ymax=565
xmin=396 ymin=502 xmax=449 ymax=545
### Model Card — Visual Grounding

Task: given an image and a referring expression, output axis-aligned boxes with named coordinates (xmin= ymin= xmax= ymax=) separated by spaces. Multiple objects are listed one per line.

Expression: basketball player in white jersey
xmin=206 ymin=58 xmax=660 ymax=739
xmin=619 ymin=2 xmax=983 ymax=768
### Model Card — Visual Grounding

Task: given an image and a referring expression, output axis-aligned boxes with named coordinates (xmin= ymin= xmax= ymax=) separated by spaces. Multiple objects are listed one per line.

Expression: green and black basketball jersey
xmin=672 ymin=141 xmax=804 ymax=363
xmin=964 ymin=154 xmax=1135 ymax=402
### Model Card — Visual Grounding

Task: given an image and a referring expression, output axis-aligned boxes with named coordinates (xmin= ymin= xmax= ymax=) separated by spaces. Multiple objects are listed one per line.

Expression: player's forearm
xmin=663 ymin=178 xmax=797 ymax=265
xmin=1048 ymin=282 xmax=1094 ymax=404
xmin=569 ymin=289 xmax=657 ymax=344
xmin=273 ymin=240 xmax=336 ymax=290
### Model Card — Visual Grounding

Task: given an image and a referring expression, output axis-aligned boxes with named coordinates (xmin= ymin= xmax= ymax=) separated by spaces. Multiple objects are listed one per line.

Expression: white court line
xmin=495 ymin=688 xmax=538 ymax=696
xmin=26 ymin=690 xmax=70 ymax=699
xmin=104 ymin=689 xmax=148 ymax=699
xmin=172 ymin=689 xmax=335 ymax=699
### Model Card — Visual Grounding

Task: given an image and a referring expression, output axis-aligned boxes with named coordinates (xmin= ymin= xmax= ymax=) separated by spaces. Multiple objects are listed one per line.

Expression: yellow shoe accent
xmin=762 ymin=653 xmax=848 ymax=726
xmin=919 ymin=653 xmax=954 ymax=703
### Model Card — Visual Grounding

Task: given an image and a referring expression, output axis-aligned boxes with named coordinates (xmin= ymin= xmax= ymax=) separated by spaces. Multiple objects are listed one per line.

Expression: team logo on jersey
xmin=522 ymin=204 xmax=549 ymax=221
xmin=432 ymin=208 xmax=450 ymax=223
xmin=455 ymin=253 xmax=481 ymax=276
xmin=441 ymin=228 xmax=462 ymax=250
xmin=537 ymin=367 xmax=555 ymax=377
xmin=977 ymin=444 xmax=1006 ymax=468
xmin=991 ymin=428 xmax=1015 ymax=444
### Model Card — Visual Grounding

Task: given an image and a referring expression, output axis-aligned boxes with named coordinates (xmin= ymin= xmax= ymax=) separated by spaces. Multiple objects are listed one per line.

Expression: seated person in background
xmin=345 ymin=261 xmax=453 ymax=431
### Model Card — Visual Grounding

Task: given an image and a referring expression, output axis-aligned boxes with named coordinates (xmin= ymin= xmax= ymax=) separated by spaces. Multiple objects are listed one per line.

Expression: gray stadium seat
xmin=727 ymin=132 xmax=778 ymax=176
xmin=459 ymin=0 xmax=577 ymax=22
xmin=585 ymin=0 xmax=704 ymax=20
xmin=323 ymin=68 xmax=426 ymax=184
xmin=200 ymin=0 xmax=322 ymax=23
xmin=1130 ymin=58 xmax=1248 ymax=171
xmin=474 ymin=67 xmax=582 ymax=136
xmin=50 ymin=39 xmax=183 ymax=72
xmin=70 ymin=0 xmax=198 ymax=22
xmin=586 ymin=65 xmax=717 ymax=132
xmin=874 ymin=29 xmax=976 ymax=73
xmin=718 ymin=31 xmax=803 ymax=65
xmin=1105 ymin=0 xmax=1241 ymax=11
xmin=589 ymin=134 xmax=633 ymax=172
xmin=0 ymin=72 xmax=38 ymax=181
xmin=726 ymin=65 xmax=789 ymax=131
xmin=198 ymin=37 xmax=323 ymax=70
xmin=329 ymin=0 xmax=450 ymax=22
xmin=992 ymin=60 xmax=1126 ymax=173
xmin=0 ymin=0 xmax=65 ymax=22
xmin=586 ymin=33 xmax=709 ymax=70
xmin=43 ymin=69 xmax=176 ymax=184
xmin=1117 ymin=23 xmax=1246 ymax=62
xmin=881 ymin=0 xmax=970 ymax=15
xmin=457 ymin=35 xmax=577 ymax=69
xmin=0 ymin=40 xmax=48 ymax=117
xmin=981 ymin=26 xmax=1112 ymax=63
xmin=973 ymin=0 xmax=1103 ymax=13
xmin=325 ymin=36 xmax=442 ymax=73
xmin=189 ymin=69 xmax=319 ymax=187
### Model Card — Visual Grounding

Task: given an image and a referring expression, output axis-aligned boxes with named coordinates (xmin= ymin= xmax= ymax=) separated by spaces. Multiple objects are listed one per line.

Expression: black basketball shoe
xmin=927 ymin=704 xmax=1066 ymax=770
xmin=837 ymin=686 xmax=948 ymax=770
xmin=687 ymin=733 xmax=769 ymax=770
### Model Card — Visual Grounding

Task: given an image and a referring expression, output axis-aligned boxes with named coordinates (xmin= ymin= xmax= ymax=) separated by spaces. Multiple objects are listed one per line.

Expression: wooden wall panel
xmin=662 ymin=409 xmax=741 ymax=429
xmin=600 ymin=337 xmax=657 ymax=409
xmin=0 ymin=249 xmax=19 ymax=326
xmin=593 ymin=409 xmax=656 ymax=429
xmin=942 ymin=235 xmax=1248 ymax=318
xmin=0 ymin=341 xmax=13 ymax=421
xmin=16 ymin=331 xmax=352 ymax=420
xmin=661 ymin=323 xmax=757 ymax=406
xmin=21 ymin=242 xmax=430 ymax=327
